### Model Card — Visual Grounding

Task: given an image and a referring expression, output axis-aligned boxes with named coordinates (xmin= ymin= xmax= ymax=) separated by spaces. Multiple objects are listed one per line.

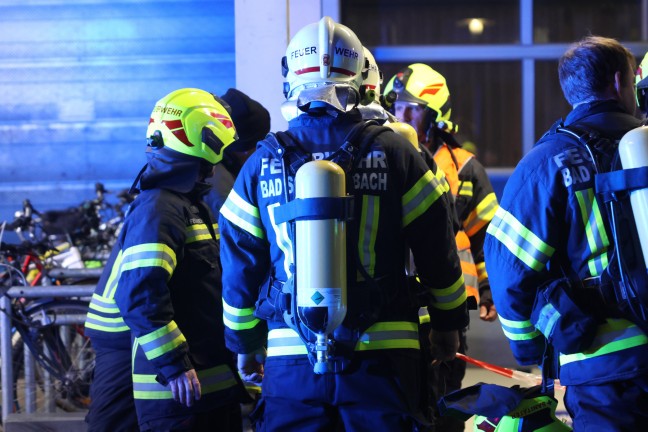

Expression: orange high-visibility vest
xmin=434 ymin=144 xmax=479 ymax=305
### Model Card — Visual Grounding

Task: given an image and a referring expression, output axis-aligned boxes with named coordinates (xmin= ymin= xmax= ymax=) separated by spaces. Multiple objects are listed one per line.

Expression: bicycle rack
xmin=1 ymin=284 xmax=95 ymax=427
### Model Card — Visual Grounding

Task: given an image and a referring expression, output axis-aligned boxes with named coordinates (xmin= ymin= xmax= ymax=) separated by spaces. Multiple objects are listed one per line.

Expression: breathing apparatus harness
xmin=256 ymin=120 xmax=396 ymax=372
xmin=535 ymin=116 xmax=648 ymax=338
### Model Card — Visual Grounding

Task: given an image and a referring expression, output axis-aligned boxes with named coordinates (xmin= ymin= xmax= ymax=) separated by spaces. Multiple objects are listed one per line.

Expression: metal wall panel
xmin=0 ymin=0 xmax=235 ymax=223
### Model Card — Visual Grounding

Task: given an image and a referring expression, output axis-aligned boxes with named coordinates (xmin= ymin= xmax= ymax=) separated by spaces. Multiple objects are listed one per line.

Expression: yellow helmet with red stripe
xmin=384 ymin=63 xmax=456 ymax=133
xmin=146 ymin=88 xmax=239 ymax=165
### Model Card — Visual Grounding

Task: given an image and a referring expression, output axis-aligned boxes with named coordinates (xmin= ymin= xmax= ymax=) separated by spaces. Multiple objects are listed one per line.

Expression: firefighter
xmin=85 ymin=88 xmax=248 ymax=432
xmin=219 ymin=17 xmax=468 ymax=431
xmin=484 ymin=35 xmax=648 ymax=430
xmin=384 ymin=63 xmax=499 ymax=431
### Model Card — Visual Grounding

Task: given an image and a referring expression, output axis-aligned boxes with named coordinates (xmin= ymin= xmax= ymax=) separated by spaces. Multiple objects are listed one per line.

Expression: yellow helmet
xmin=384 ymin=63 xmax=457 ymax=133
xmin=146 ymin=88 xmax=239 ymax=164
xmin=636 ymin=52 xmax=648 ymax=112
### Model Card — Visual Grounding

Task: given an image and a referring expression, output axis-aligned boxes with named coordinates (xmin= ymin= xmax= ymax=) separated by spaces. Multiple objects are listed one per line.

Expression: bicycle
xmin=0 ymin=219 xmax=96 ymax=417
xmin=37 ymin=183 xmax=134 ymax=267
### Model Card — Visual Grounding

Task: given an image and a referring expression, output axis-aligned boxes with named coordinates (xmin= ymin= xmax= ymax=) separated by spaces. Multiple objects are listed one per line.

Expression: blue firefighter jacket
xmin=484 ymin=100 xmax=648 ymax=385
xmin=219 ymin=109 xmax=469 ymax=357
xmin=85 ymin=182 xmax=241 ymax=397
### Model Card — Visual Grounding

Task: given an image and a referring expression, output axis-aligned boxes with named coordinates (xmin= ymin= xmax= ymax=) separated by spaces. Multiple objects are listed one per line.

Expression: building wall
xmin=0 ymin=0 xmax=235 ymax=223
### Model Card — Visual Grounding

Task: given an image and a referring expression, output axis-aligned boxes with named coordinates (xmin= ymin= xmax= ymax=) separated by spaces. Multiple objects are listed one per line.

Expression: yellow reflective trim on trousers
xmin=402 ymin=169 xmax=447 ymax=227
xmin=559 ymin=319 xmax=648 ymax=365
xmin=222 ymin=300 xmax=260 ymax=330
xmin=429 ymin=274 xmax=467 ymax=310
xmin=575 ymin=188 xmax=610 ymax=277
xmin=487 ymin=208 xmax=554 ymax=272
xmin=220 ymin=190 xmax=265 ymax=239
xmin=137 ymin=321 xmax=186 ymax=360
xmin=464 ymin=193 xmax=498 ymax=237
xmin=358 ymin=195 xmax=379 ymax=278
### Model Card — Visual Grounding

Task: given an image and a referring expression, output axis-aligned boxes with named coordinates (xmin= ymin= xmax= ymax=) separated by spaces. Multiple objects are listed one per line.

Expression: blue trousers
xmin=86 ymin=338 xmax=138 ymax=432
xmin=254 ymin=350 xmax=425 ymax=432
xmin=564 ymin=373 xmax=648 ymax=431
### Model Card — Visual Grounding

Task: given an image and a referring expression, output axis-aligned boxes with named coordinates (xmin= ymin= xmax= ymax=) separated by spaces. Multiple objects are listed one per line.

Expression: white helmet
xmin=361 ymin=47 xmax=383 ymax=105
xmin=282 ymin=16 xmax=365 ymax=113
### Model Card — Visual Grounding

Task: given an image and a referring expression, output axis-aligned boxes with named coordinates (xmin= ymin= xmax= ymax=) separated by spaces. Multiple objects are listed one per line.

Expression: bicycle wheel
xmin=13 ymin=299 xmax=94 ymax=413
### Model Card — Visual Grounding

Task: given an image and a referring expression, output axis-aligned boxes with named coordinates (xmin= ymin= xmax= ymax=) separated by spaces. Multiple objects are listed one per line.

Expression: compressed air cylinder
xmin=386 ymin=121 xmax=419 ymax=151
xmin=294 ymin=160 xmax=347 ymax=374
xmin=618 ymin=126 xmax=648 ymax=269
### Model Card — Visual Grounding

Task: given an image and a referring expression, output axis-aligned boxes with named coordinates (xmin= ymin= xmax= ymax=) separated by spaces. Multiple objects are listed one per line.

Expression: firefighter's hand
xmin=169 ymin=369 xmax=201 ymax=407
xmin=429 ymin=329 xmax=460 ymax=366
xmin=238 ymin=347 xmax=266 ymax=384
xmin=479 ymin=301 xmax=498 ymax=322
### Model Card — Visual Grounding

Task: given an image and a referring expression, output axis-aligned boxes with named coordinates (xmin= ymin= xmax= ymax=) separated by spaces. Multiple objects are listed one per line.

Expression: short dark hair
xmin=558 ymin=35 xmax=635 ymax=105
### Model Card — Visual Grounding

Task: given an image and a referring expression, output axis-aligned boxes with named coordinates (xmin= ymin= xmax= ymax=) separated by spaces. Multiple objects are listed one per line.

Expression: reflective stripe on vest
xmin=433 ymin=145 xmax=473 ymax=198
xmin=266 ymin=321 xmax=420 ymax=357
xmin=132 ymin=364 xmax=238 ymax=400
xmin=458 ymin=248 xmax=479 ymax=302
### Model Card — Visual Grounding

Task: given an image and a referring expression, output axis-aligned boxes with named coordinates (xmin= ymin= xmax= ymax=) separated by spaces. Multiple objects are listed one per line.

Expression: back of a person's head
xmin=558 ymin=35 xmax=634 ymax=106
xmin=220 ymin=88 xmax=271 ymax=153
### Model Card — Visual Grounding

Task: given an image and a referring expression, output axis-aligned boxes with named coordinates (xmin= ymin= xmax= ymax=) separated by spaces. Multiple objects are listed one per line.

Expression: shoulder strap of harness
xmin=544 ymin=119 xmax=648 ymax=334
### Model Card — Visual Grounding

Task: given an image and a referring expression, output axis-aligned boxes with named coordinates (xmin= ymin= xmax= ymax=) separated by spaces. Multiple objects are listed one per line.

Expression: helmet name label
xmin=290 ymin=46 xmax=317 ymax=59
xmin=334 ymin=46 xmax=359 ymax=59
xmin=152 ymin=105 xmax=182 ymax=117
